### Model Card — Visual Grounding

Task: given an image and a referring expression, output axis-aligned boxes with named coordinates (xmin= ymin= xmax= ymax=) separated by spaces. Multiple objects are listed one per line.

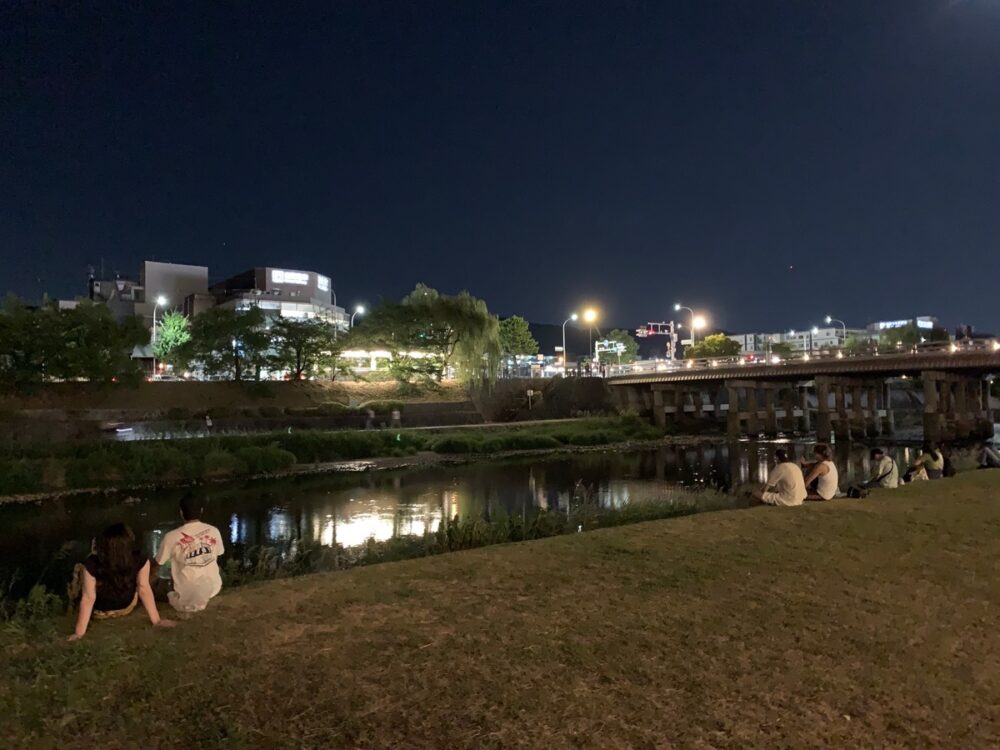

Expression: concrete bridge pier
xmin=921 ymin=371 xmax=992 ymax=443
xmin=815 ymin=378 xmax=832 ymax=442
xmin=833 ymin=382 xmax=850 ymax=442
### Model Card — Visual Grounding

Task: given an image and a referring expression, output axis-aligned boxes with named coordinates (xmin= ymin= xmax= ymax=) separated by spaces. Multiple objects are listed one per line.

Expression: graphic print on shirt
xmin=176 ymin=531 xmax=219 ymax=568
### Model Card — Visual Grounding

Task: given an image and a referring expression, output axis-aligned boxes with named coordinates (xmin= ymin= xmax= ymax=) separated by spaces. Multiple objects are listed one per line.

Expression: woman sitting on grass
xmin=906 ymin=441 xmax=945 ymax=481
xmin=68 ymin=523 xmax=175 ymax=641
xmin=801 ymin=443 xmax=840 ymax=501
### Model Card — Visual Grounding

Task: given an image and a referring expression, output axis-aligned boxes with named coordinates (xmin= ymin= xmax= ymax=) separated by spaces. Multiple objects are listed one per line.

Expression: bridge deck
xmin=607 ymin=349 xmax=1000 ymax=386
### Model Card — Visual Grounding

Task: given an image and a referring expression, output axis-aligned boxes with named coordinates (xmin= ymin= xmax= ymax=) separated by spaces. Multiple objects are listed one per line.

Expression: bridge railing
xmin=606 ymin=339 xmax=1000 ymax=377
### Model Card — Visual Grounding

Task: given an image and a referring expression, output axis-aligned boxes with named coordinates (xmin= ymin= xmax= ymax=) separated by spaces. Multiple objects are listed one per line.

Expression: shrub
xmin=202 ymin=449 xmax=247 ymax=477
xmin=429 ymin=436 xmax=481 ymax=454
xmin=259 ymin=406 xmax=285 ymax=419
xmin=120 ymin=444 xmax=199 ymax=484
xmin=164 ymin=407 xmax=193 ymax=420
xmin=236 ymin=445 xmax=296 ymax=474
xmin=0 ymin=458 xmax=44 ymax=494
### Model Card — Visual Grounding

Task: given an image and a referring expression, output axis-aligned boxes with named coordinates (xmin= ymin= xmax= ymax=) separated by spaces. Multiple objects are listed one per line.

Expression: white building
xmin=728 ymin=326 xmax=871 ymax=355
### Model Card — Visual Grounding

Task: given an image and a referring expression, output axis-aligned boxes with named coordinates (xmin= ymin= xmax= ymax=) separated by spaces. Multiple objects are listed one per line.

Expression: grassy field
xmin=4 ymin=472 xmax=1000 ymax=748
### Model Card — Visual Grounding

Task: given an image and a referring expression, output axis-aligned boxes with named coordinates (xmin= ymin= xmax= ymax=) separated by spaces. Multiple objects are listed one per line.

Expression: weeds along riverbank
xmin=1 ymin=483 xmax=734 ymax=621
xmin=0 ymin=416 xmax=662 ymax=497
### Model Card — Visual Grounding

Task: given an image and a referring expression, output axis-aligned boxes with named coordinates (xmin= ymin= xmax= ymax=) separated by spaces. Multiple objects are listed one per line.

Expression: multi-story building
xmin=209 ymin=267 xmax=348 ymax=329
xmin=866 ymin=316 xmax=938 ymax=334
xmin=728 ymin=326 xmax=871 ymax=355
xmin=86 ymin=261 xmax=210 ymax=325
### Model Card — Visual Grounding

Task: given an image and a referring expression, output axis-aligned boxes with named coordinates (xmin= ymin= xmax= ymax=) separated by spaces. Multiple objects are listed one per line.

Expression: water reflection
xmin=0 ymin=441 xmax=925 ymax=601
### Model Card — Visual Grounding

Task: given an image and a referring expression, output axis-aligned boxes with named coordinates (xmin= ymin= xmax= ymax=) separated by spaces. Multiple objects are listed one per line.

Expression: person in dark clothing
xmin=68 ymin=523 xmax=175 ymax=641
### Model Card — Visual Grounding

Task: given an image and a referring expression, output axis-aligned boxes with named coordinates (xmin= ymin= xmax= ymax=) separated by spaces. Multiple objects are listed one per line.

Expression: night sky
xmin=3 ymin=1 xmax=999 ymax=334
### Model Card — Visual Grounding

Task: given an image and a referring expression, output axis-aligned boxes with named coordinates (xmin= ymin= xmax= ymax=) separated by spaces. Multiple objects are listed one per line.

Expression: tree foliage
xmin=596 ymin=329 xmax=639 ymax=364
xmin=153 ymin=311 xmax=191 ymax=362
xmin=269 ymin=317 xmax=341 ymax=380
xmin=0 ymin=298 xmax=147 ymax=390
xmin=350 ymin=284 xmax=500 ymax=385
xmin=498 ymin=316 xmax=539 ymax=357
xmin=684 ymin=334 xmax=741 ymax=359
xmin=769 ymin=341 xmax=796 ymax=357
xmin=878 ymin=323 xmax=949 ymax=348
xmin=176 ymin=307 xmax=269 ymax=381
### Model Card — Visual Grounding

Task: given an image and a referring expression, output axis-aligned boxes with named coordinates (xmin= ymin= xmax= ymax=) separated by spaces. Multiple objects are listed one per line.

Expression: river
xmin=0 ymin=440 xmax=923 ymax=603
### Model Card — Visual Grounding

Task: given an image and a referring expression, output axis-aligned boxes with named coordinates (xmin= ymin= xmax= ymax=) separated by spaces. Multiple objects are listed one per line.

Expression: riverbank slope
xmin=4 ymin=472 xmax=1000 ymax=748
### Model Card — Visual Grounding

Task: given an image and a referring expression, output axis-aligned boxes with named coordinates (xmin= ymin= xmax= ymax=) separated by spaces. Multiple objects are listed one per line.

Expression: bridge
xmin=606 ymin=342 xmax=1000 ymax=442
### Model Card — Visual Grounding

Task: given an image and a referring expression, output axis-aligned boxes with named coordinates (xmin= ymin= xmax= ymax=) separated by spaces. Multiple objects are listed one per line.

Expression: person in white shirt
xmin=864 ymin=448 xmax=899 ymax=489
xmin=802 ymin=443 xmax=840 ymax=501
xmin=154 ymin=494 xmax=224 ymax=614
xmin=753 ymin=449 xmax=807 ymax=506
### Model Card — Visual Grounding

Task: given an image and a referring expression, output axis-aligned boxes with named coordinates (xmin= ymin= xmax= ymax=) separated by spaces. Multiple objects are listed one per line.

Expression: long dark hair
xmin=921 ymin=441 xmax=941 ymax=461
xmin=93 ymin=523 xmax=136 ymax=592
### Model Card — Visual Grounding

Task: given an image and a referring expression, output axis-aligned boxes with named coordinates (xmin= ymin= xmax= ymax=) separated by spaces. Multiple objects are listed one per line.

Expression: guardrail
xmin=606 ymin=340 xmax=1000 ymax=378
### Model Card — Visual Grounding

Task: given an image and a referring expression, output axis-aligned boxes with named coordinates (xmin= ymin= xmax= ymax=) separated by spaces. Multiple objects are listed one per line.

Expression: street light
xmin=350 ymin=305 xmax=365 ymax=328
xmin=151 ymin=295 xmax=167 ymax=378
xmin=674 ymin=303 xmax=703 ymax=343
xmin=561 ymin=313 xmax=579 ymax=372
xmin=825 ymin=315 xmax=847 ymax=344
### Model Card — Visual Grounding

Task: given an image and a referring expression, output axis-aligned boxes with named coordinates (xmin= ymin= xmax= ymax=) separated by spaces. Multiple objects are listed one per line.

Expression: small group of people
xmin=752 ymin=443 xmax=840 ymax=506
xmin=68 ymin=494 xmax=224 ymax=641
xmin=752 ymin=436 xmax=994 ymax=508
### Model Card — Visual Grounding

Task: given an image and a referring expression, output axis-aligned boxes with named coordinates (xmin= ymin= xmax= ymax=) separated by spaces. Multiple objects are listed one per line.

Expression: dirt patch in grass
xmin=3 ymin=472 xmax=1000 ymax=748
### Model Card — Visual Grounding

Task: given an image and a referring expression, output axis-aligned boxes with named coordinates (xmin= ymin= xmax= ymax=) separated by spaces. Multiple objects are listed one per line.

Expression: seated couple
xmin=68 ymin=494 xmax=224 ymax=641
xmin=752 ymin=444 xmax=840 ymax=506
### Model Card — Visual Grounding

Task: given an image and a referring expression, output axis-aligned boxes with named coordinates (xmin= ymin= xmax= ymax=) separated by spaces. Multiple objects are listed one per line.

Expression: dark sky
xmin=3 ymin=1 xmax=999 ymax=333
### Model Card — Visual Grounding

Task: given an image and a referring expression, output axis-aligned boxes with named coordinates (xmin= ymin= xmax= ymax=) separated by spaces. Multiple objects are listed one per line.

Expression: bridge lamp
xmin=949 ymin=343 xmax=958 ymax=353
xmin=770 ymin=355 xmax=782 ymax=364
xmin=993 ymin=340 xmax=1000 ymax=351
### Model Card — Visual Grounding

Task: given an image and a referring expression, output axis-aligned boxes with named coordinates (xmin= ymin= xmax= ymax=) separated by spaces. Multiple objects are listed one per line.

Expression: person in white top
xmin=864 ymin=448 xmax=899 ymax=489
xmin=802 ymin=443 xmax=840 ymax=501
xmin=154 ymin=494 xmax=225 ymax=613
xmin=753 ymin=449 xmax=807 ymax=506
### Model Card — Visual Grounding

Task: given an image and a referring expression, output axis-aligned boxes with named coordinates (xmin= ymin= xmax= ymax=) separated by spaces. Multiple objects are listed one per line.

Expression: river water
xmin=0 ymin=440 xmax=922 ymax=602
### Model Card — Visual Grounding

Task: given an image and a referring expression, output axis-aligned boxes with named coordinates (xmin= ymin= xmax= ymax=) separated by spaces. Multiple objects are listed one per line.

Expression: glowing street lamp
xmin=151 ymin=295 xmax=167 ymax=377
xmin=350 ymin=305 xmax=365 ymax=328
xmin=674 ymin=303 xmax=705 ymax=343
xmin=824 ymin=315 xmax=847 ymax=343
xmin=561 ymin=313 xmax=579 ymax=371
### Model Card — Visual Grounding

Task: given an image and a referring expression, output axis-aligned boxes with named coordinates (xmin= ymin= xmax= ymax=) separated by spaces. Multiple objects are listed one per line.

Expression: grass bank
xmin=0 ymin=416 xmax=661 ymax=497
xmin=4 ymin=472 xmax=1000 ymax=748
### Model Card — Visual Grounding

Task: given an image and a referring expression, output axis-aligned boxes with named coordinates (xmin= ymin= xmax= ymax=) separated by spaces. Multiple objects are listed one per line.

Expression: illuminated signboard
xmin=317 ymin=275 xmax=330 ymax=292
xmin=877 ymin=318 xmax=935 ymax=330
xmin=271 ymin=269 xmax=309 ymax=286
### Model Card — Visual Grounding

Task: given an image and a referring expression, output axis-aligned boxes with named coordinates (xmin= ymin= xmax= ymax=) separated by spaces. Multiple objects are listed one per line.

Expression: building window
xmin=317 ymin=275 xmax=330 ymax=292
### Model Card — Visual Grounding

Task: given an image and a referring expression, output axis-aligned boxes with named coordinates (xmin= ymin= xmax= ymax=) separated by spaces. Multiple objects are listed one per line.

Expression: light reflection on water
xmin=0 ymin=441 xmax=924 ymax=600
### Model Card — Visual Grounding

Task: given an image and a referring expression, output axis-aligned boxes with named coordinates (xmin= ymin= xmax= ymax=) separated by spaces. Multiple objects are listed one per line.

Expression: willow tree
xmin=353 ymin=284 xmax=500 ymax=385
